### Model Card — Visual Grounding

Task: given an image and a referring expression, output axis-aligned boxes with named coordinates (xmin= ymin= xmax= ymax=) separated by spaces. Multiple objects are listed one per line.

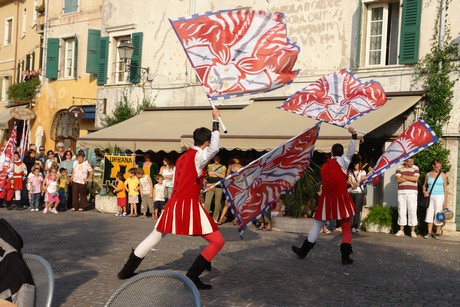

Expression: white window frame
xmin=113 ymin=36 xmax=130 ymax=84
xmin=21 ymin=8 xmax=27 ymax=38
xmin=365 ymin=3 xmax=389 ymax=67
xmin=63 ymin=37 xmax=76 ymax=79
xmin=4 ymin=18 xmax=14 ymax=45
xmin=0 ymin=76 xmax=11 ymax=102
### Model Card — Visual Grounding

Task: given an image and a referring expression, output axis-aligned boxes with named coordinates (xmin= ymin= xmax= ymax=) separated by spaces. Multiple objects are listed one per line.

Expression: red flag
xmin=278 ymin=69 xmax=387 ymax=127
xmin=221 ymin=123 xmax=321 ymax=235
xmin=170 ymin=9 xmax=300 ymax=100
xmin=363 ymin=119 xmax=439 ymax=185
xmin=0 ymin=124 xmax=17 ymax=191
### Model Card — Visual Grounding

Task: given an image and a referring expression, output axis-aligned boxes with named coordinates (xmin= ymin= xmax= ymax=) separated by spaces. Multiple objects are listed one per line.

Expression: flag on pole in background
xmin=0 ymin=123 xmax=17 ymax=192
xmin=221 ymin=123 xmax=321 ymax=235
xmin=170 ymin=9 xmax=300 ymax=100
xmin=277 ymin=69 xmax=387 ymax=127
xmin=362 ymin=119 xmax=439 ymax=185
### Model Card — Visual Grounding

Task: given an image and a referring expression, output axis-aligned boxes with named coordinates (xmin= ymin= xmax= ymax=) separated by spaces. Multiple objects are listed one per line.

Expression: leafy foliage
xmin=361 ymin=205 xmax=395 ymax=229
xmin=413 ymin=0 xmax=459 ymax=182
xmin=283 ymin=166 xmax=320 ymax=218
xmin=6 ymin=78 xmax=40 ymax=104
xmin=101 ymin=93 xmax=154 ymax=127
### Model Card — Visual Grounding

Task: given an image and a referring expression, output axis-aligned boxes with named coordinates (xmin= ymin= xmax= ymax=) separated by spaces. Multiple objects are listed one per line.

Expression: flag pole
xmin=207 ymin=97 xmax=228 ymax=134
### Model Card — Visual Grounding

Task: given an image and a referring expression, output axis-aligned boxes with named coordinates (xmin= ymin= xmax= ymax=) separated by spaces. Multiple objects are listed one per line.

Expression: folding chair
xmin=23 ymin=253 xmax=54 ymax=307
xmin=105 ymin=270 xmax=201 ymax=307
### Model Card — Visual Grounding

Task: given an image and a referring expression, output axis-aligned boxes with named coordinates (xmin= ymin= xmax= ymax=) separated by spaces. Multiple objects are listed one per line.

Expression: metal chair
xmin=105 ymin=270 xmax=201 ymax=307
xmin=22 ymin=253 xmax=55 ymax=307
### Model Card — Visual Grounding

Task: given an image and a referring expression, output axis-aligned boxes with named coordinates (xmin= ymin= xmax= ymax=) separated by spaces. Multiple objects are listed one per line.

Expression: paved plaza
xmin=2 ymin=208 xmax=460 ymax=306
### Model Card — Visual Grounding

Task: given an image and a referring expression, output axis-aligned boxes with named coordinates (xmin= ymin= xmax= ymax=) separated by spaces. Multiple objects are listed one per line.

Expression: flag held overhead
xmin=169 ymin=9 xmax=300 ymax=100
xmin=278 ymin=69 xmax=387 ymax=129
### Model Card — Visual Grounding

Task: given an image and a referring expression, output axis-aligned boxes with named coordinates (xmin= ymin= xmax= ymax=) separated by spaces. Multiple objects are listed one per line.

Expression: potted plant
xmin=361 ymin=205 xmax=395 ymax=234
xmin=7 ymin=78 xmax=40 ymax=105
xmin=36 ymin=4 xmax=45 ymax=15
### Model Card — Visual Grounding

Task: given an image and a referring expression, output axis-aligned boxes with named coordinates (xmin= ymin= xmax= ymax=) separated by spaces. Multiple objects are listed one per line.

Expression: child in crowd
xmin=28 ymin=167 xmax=43 ymax=212
xmin=111 ymin=172 xmax=127 ymax=217
xmin=125 ymin=168 xmax=140 ymax=217
xmin=57 ymin=168 xmax=70 ymax=211
xmin=42 ymin=170 xmax=59 ymax=214
xmin=153 ymin=174 xmax=166 ymax=219
xmin=137 ymin=168 xmax=154 ymax=218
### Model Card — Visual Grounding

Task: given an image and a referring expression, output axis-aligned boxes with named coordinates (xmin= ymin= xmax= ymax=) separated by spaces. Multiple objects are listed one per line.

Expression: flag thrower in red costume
xmin=117 ymin=109 xmax=224 ymax=290
xmin=292 ymin=127 xmax=359 ymax=265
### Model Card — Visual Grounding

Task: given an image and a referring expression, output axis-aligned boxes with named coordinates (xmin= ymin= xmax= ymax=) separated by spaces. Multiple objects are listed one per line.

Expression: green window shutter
xmin=129 ymin=32 xmax=143 ymax=84
xmin=399 ymin=0 xmax=421 ymax=64
xmin=46 ymin=38 xmax=59 ymax=79
xmin=86 ymin=29 xmax=101 ymax=74
xmin=97 ymin=37 xmax=109 ymax=85
xmin=64 ymin=0 xmax=78 ymax=13
xmin=73 ymin=34 xmax=78 ymax=77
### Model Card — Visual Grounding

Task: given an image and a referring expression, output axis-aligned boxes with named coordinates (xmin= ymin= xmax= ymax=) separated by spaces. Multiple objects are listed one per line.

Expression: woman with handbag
xmin=422 ymin=159 xmax=447 ymax=240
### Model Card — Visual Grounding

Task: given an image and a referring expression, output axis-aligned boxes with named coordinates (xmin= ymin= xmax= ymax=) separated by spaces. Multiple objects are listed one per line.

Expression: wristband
xmin=352 ymin=133 xmax=358 ymax=140
xmin=212 ymin=121 xmax=219 ymax=131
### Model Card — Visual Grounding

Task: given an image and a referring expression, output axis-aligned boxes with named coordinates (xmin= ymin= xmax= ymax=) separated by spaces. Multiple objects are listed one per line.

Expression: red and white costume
xmin=156 ymin=146 xmax=218 ymax=235
xmin=314 ymin=139 xmax=358 ymax=222
xmin=13 ymin=161 xmax=27 ymax=190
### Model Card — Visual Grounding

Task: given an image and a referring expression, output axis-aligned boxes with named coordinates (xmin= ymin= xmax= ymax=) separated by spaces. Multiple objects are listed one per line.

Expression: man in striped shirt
xmin=395 ymin=158 xmax=419 ymax=238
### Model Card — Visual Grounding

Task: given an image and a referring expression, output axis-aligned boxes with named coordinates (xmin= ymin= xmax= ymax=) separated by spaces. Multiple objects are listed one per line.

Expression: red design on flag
xmin=278 ymin=69 xmax=387 ymax=127
xmin=363 ymin=119 xmax=439 ymax=185
xmin=221 ymin=123 xmax=320 ymax=235
xmin=170 ymin=9 xmax=299 ymax=100
xmin=0 ymin=124 xmax=17 ymax=192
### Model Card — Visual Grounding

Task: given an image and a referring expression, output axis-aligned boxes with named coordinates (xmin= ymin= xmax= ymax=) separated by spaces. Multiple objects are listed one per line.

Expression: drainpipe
xmin=438 ymin=0 xmax=446 ymax=48
xmin=41 ymin=0 xmax=49 ymax=77
xmin=13 ymin=0 xmax=20 ymax=83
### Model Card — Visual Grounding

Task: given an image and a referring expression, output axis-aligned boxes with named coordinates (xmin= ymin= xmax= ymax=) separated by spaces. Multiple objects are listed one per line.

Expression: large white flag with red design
xmin=363 ymin=119 xmax=439 ymax=185
xmin=277 ymin=69 xmax=387 ymax=127
xmin=0 ymin=123 xmax=17 ymax=192
xmin=221 ymin=123 xmax=320 ymax=235
xmin=170 ymin=9 xmax=300 ymax=100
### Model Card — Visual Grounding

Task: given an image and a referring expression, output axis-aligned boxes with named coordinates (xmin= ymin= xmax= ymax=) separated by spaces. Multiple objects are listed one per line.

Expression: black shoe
xmin=340 ymin=243 xmax=354 ymax=265
xmin=117 ymin=250 xmax=144 ymax=279
xmin=186 ymin=254 xmax=213 ymax=290
xmin=292 ymin=239 xmax=316 ymax=259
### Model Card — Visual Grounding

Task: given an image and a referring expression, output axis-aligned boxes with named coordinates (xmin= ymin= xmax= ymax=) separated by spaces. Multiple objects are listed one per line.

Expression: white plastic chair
xmin=23 ymin=253 xmax=54 ymax=307
xmin=105 ymin=270 xmax=201 ymax=307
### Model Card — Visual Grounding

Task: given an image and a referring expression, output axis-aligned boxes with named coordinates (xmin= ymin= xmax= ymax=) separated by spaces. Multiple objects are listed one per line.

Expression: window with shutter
xmin=64 ymin=0 xmax=78 ymax=14
xmin=86 ymin=29 xmax=101 ymax=74
xmin=97 ymin=37 xmax=109 ymax=85
xmin=46 ymin=38 xmax=60 ymax=79
xmin=129 ymin=32 xmax=143 ymax=84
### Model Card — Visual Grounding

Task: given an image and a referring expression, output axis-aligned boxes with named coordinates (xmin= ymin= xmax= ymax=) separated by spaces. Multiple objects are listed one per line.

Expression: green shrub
xmin=361 ymin=205 xmax=395 ymax=230
xmin=283 ymin=166 xmax=320 ymax=218
xmin=6 ymin=78 xmax=40 ymax=104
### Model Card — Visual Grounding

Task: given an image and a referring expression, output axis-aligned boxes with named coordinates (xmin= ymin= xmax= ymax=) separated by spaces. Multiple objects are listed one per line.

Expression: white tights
xmin=134 ymin=230 xmax=166 ymax=258
xmin=307 ymin=220 xmax=325 ymax=243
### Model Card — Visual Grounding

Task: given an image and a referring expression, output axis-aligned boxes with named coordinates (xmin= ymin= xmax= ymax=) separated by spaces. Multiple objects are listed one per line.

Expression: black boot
xmin=292 ymin=239 xmax=316 ymax=259
xmin=340 ymin=243 xmax=354 ymax=265
xmin=186 ymin=254 xmax=212 ymax=290
xmin=6 ymin=200 xmax=13 ymax=210
xmin=117 ymin=249 xmax=144 ymax=279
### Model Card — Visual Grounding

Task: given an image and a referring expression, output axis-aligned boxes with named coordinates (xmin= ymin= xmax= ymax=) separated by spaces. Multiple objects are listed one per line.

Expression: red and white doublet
xmin=314 ymin=158 xmax=357 ymax=221
xmin=13 ymin=161 xmax=27 ymax=190
xmin=156 ymin=148 xmax=219 ymax=236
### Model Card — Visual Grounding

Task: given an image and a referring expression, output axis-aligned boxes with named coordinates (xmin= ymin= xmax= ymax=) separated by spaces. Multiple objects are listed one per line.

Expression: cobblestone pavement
xmin=2 ymin=208 xmax=460 ymax=306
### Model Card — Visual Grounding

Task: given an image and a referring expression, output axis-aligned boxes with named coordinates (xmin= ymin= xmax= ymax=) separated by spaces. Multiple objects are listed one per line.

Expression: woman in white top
xmin=347 ymin=160 xmax=366 ymax=232
xmin=159 ymin=156 xmax=175 ymax=200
